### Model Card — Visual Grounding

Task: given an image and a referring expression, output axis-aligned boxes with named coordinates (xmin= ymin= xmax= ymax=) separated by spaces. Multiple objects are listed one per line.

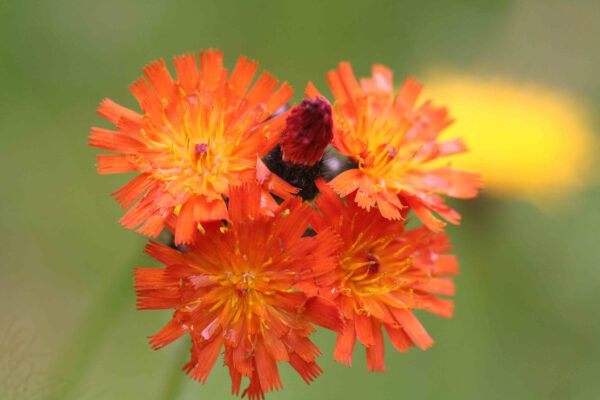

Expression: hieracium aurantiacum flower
xmin=90 ymin=49 xmax=481 ymax=399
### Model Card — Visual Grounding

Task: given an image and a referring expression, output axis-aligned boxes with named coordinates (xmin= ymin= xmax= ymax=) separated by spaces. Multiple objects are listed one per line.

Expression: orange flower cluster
xmin=91 ymin=50 xmax=480 ymax=399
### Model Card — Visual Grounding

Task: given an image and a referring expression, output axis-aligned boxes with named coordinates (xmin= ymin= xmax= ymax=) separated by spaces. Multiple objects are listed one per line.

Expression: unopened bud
xmin=280 ymin=97 xmax=333 ymax=166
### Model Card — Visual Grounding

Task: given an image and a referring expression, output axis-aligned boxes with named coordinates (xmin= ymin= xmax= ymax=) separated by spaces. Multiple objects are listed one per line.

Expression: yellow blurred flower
xmin=425 ymin=73 xmax=597 ymax=207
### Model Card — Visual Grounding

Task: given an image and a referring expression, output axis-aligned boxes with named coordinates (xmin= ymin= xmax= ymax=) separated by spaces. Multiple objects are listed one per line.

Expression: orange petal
xmin=199 ymin=49 xmax=224 ymax=89
xmin=365 ymin=319 xmax=386 ymax=372
xmin=422 ymin=296 xmax=454 ymax=318
xmin=413 ymin=277 xmax=455 ymax=296
xmin=228 ymin=55 xmax=259 ymax=100
xmin=384 ymin=323 xmax=413 ymax=353
xmin=395 ymin=77 xmax=422 ymax=110
xmin=289 ymin=352 xmax=322 ymax=384
xmin=112 ymin=173 xmax=154 ymax=209
xmin=391 ymin=309 xmax=434 ymax=350
xmin=228 ymin=184 xmax=262 ymax=223
xmin=143 ymin=59 xmax=175 ymax=100
xmin=97 ymin=98 xmax=141 ymax=124
xmin=174 ymin=200 xmax=195 ymax=245
xmin=329 ymin=169 xmax=361 ymax=197
xmin=305 ymin=82 xmax=324 ymax=99
xmin=149 ymin=319 xmax=186 ymax=350
xmin=334 ymin=320 xmax=356 ymax=366
xmin=89 ymin=127 xmax=142 ymax=152
xmin=173 ymin=52 xmax=199 ymax=93
xmin=406 ymin=197 xmax=446 ymax=233
xmin=303 ymin=297 xmax=343 ymax=333
xmin=144 ymin=241 xmax=186 ymax=266
xmin=246 ymin=71 xmax=279 ymax=109
xmin=354 ymin=313 xmax=374 ymax=346
xmin=188 ymin=336 xmax=223 ymax=383
xmin=96 ymin=154 xmax=136 ymax=174
xmin=255 ymin=340 xmax=283 ymax=393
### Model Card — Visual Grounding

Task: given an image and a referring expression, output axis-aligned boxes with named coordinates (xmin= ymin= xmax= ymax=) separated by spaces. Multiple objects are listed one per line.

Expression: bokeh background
xmin=1 ymin=0 xmax=599 ymax=399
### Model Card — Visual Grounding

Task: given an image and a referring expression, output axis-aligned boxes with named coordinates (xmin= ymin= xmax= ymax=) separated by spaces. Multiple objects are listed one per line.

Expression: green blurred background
xmin=1 ymin=0 xmax=599 ymax=399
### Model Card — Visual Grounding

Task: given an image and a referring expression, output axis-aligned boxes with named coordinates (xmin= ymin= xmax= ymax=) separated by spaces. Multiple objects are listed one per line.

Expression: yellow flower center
xmin=141 ymin=103 xmax=253 ymax=196
xmin=350 ymin=105 xmax=426 ymax=189
xmin=340 ymin=232 xmax=413 ymax=299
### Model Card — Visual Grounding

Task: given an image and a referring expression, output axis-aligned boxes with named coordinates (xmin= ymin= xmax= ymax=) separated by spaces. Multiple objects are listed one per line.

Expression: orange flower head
xmin=90 ymin=50 xmax=297 ymax=244
xmin=311 ymin=180 xmax=458 ymax=371
xmin=135 ymin=184 xmax=343 ymax=399
xmin=309 ymin=63 xmax=481 ymax=231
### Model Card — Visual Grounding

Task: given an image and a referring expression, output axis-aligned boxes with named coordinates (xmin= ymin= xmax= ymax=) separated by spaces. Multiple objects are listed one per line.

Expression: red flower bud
xmin=280 ymin=97 xmax=333 ymax=166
